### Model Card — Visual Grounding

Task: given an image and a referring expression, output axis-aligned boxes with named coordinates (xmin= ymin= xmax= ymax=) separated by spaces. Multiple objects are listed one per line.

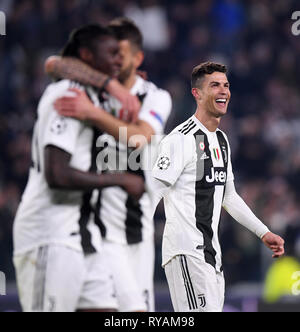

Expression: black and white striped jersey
xmin=95 ymin=76 xmax=172 ymax=245
xmin=152 ymin=116 xmax=234 ymax=272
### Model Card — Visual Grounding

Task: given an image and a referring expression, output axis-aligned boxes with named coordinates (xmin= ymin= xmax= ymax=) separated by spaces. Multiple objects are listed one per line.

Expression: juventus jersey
xmin=96 ymin=76 xmax=172 ymax=245
xmin=152 ymin=116 xmax=234 ymax=272
xmin=13 ymin=80 xmax=102 ymax=255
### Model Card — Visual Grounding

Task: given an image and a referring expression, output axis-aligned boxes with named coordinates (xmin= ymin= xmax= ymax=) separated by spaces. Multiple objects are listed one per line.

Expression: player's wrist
xmin=102 ymin=76 xmax=112 ymax=91
xmin=85 ymin=104 xmax=103 ymax=122
xmin=260 ymin=228 xmax=270 ymax=240
xmin=99 ymin=172 xmax=125 ymax=188
xmin=104 ymin=79 xmax=126 ymax=99
xmin=103 ymin=77 xmax=117 ymax=93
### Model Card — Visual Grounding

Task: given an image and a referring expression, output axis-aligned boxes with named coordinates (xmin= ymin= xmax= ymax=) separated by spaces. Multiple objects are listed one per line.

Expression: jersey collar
xmin=192 ymin=115 xmax=219 ymax=135
xmin=130 ymin=75 xmax=144 ymax=95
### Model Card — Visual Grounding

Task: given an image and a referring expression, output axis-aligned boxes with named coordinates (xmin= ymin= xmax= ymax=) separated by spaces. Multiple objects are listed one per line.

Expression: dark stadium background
xmin=0 ymin=0 xmax=299 ymax=312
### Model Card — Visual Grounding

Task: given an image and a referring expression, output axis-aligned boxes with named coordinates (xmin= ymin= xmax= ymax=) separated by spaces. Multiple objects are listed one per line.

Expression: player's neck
xmin=123 ymin=72 xmax=137 ymax=90
xmin=194 ymin=109 xmax=221 ymax=132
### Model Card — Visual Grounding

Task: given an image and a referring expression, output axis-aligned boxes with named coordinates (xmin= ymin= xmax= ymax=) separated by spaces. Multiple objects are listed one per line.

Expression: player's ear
xmin=79 ymin=47 xmax=93 ymax=65
xmin=191 ymin=88 xmax=201 ymax=100
xmin=134 ymin=50 xmax=144 ymax=69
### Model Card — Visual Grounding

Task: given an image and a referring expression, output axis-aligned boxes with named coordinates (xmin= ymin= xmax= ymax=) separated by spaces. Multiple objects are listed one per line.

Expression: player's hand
xmin=262 ymin=232 xmax=285 ymax=258
xmin=105 ymin=79 xmax=141 ymax=123
xmin=54 ymin=88 xmax=96 ymax=121
xmin=120 ymin=173 xmax=145 ymax=200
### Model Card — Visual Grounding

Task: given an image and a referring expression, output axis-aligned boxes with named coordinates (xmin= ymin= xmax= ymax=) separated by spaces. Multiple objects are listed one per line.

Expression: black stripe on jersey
xmin=179 ymin=120 xmax=195 ymax=134
xmin=125 ymin=158 xmax=144 ymax=244
xmin=78 ymin=191 xmax=97 ymax=254
xmin=125 ymin=195 xmax=143 ymax=244
xmin=94 ymin=190 xmax=106 ymax=238
xmin=32 ymin=246 xmax=49 ymax=311
xmin=193 ymin=130 xmax=217 ymax=270
xmin=179 ymin=255 xmax=198 ymax=310
xmin=78 ymin=126 xmax=103 ymax=254
xmin=137 ymin=93 xmax=147 ymax=103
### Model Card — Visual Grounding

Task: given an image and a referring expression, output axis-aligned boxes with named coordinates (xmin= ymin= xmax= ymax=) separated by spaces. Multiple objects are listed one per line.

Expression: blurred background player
xmin=13 ymin=24 xmax=144 ymax=312
xmin=46 ymin=17 xmax=172 ymax=312
xmin=151 ymin=62 xmax=285 ymax=312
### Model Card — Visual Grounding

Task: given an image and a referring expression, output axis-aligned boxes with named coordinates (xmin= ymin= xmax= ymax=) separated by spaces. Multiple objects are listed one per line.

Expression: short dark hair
xmin=191 ymin=62 xmax=227 ymax=89
xmin=61 ymin=24 xmax=114 ymax=58
xmin=108 ymin=17 xmax=143 ymax=51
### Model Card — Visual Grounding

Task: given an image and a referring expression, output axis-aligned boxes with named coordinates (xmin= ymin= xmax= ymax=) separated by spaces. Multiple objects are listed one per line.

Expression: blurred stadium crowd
xmin=0 ymin=0 xmax=299 ymax=296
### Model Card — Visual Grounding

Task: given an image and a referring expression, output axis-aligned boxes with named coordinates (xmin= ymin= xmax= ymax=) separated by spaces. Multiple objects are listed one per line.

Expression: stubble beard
xmin=118 ymin=62 xmax=134 ymax=84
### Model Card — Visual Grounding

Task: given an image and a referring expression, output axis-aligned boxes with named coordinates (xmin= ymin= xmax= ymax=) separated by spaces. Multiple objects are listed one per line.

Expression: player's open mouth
xmin=215 ymin=98 xmax=227 ymax=106
xmin=215 ymin=98 xmax=228 ymax=108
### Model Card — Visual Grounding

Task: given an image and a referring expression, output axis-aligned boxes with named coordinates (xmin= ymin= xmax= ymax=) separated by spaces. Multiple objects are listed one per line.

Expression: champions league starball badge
xmin=157 ymin=156 xmax=171 ymax=170
xmin=51 ymin=116 xmax=67 ymax=135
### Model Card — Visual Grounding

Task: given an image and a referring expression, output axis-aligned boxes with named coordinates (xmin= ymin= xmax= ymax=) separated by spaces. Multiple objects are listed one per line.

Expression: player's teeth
xmin=216 ymin=99 xmax=226 ymax=102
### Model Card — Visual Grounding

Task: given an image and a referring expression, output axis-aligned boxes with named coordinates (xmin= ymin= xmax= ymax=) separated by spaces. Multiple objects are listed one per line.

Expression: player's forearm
xmin=88 ymin=106 xmax=151 ymax=146
xmin=47 ymin=166 xmax=126 ymax=191
xmin=222 ymin=181 xmax=269 ymax=238
xmin=45 ymin=145 xmax=126 ymax=190
xmin=45 ymin=56 xmax=133 ymax=102
xmin=45 ymin=56 xmax=110 ymax=90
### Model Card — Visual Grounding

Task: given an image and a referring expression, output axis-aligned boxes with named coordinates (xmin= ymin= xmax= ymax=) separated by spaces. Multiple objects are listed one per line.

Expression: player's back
xmin=13 ymin=80 xmax=96 ymax=256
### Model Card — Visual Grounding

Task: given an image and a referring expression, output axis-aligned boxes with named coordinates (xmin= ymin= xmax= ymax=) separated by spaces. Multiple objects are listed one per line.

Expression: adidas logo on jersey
xmin=206 ymin=168 xmax=227 ymax=184
xmin=200 ymin=152 xmax=210 ymax=160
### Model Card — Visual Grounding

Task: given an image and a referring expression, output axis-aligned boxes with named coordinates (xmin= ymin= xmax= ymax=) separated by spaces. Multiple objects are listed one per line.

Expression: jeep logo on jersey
xmin=206 ymin=168 xmax=227 ymax=184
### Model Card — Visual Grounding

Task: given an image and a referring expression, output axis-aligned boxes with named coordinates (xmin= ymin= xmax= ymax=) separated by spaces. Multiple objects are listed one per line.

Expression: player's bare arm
xmin=45 ymin=56 xmax=141 ymax=123
xmin=54 ymin=88 xmax=155 ymax=148
xmin=44 ymin=145 xmax=145 ymax=199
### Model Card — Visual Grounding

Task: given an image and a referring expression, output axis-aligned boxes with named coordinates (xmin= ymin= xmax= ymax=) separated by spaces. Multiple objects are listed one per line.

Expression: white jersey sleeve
xmin=152 ymin=132 xmax=194 ymax=186
xmin=222 ymin=180 xmax=270 ymax=238
xmin=138 ymin=89 xmax=172 ymax=135
xmin=40 ymin=88 xmax=83 ymax=155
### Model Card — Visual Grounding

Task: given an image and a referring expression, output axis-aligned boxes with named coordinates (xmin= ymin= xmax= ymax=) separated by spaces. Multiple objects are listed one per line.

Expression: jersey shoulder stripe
xmin=178 ymin=118 xmax=193 ymax=133
xmin=178 ymin=118 xmax=198 ymax=136
xmin=182 ymin=123 xmax=197 ymax=135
